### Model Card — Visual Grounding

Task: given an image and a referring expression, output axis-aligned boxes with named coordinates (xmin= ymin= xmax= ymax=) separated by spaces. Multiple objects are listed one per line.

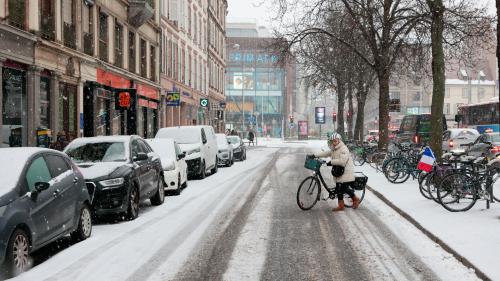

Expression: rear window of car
xmin=456 ymin=131 xmax=477 ymax=139
xmin=400 ymin=116 xmax=417 ymax=133
xmin=486 ymin=133 xmax=500 ymax=143
xmin=417 ymin=115 xmax=432 ymax=133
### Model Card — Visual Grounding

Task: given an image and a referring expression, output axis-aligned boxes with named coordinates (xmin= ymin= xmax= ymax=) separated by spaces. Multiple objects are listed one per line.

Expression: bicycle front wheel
xmin=487 ymin=165 xmax=500 ymax=202
xmin=297 ymin=176 xmax=321 ymax=210
xmin=438 ymin=173 xmax=477 ymax=212
xmin=384 ymin=158 xmax=411 ymax=184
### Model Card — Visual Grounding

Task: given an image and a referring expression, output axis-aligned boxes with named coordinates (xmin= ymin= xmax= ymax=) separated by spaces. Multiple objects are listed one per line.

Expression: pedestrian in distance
xmin=312 ymin=133 xmax=360 ymax=211
xmin=50 ymin=131 xmax=69 ymax=151
xmin=248 ymin=130 xmax=255 ymax=146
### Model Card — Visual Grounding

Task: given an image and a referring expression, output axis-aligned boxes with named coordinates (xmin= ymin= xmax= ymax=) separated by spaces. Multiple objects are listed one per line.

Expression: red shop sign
xmin=118 ymin=92 xmax=131 ymax=108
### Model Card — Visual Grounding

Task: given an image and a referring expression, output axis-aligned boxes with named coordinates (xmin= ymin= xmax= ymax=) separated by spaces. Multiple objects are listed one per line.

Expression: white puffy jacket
xmin=314 ymin=141 xmax=355 ymax=183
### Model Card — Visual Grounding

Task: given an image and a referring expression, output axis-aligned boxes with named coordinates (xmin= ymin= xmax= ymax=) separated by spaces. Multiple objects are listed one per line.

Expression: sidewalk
xmin=359 ymin=166 xmax=500 ymax=281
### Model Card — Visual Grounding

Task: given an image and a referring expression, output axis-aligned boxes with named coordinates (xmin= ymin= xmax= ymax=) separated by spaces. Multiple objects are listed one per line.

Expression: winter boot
xmin=333 ymin=200 xmax=345 ymax=212
xmin=352 ymin=196 xmax=360 ymax=209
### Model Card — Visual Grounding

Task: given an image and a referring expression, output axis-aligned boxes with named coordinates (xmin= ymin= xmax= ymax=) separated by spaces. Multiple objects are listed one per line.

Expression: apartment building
xmin=0 ymin=0 xmax=161 ymax=148
xmin=159 ymin=0 xmax=227 ymax=133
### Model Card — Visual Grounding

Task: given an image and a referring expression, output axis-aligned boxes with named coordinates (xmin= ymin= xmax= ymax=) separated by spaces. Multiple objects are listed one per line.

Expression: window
xmin=150 ymin=45 xmax=156 ymax=81
xmin=99 ymin=12 xmax=109 ymax=61
xmin=129 ymin=32 xmax=136 ymax=73
xmin=412 ymin=92 xmax=421 ymax=102
xmin=83 ymin=4 xmax=94 ymax=55
xmin=8 ymin=0 xmax=25 ymax=29
xmin=167 ymin=39 xmax=172 ymax=77
xmin=445 ymin=103 xmax=450 ymax=114
xmin=479 ymin=88 xmax=485 ymax=99
xmin=62 ymin=0 xmax=76 ymax=48
xmin=115 ymin=21 xmax=123 ymax=68
xmin=40 ymin=77 xmax=50 ymax=128
xmin=45 ymin=155 xmax=70 ymax=178
xmin=140 ymin=39 xmax=147 ymax=78
xmin=445 ymin=88 xmax=450 ymax=98
xmin=40 ymin=0 xmax=55 ymax=40
xmin=462 ymin=88 xmax=468 ymax=99
xmin=390 ymin=92 xmax=400 ymax=99
xmin=25 ymin=157 xmax=52 ymax=192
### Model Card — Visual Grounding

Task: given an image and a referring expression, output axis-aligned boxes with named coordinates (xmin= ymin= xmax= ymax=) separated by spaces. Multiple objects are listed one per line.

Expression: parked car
xmin=464 ymin=132 xmax=500 ymax=160
xmin=156 ymin=126 xmax=218 ymax=179
xmin=397 ymin=114 xmax=448 ymax=144
xmin=146 ymin=138 xmax=188 ymax=195
xmin=64 ymin=136 xmax=164 ymax=220
xmin=364 ymin=130 xmax=379 ymax=142
xmin=227 ymin=136 xmax=247 ymax=161
xmin=442 ymin=128 xmax=479 ymax=152
xmin=215 ymin=134 xmax=234 ymax=167
xmin=0 ymin=148 xmax=92 ymax=277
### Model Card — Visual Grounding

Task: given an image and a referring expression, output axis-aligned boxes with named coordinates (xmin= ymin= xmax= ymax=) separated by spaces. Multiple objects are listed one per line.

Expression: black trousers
xmin=335 ymin=182 xmax=356 ymax=200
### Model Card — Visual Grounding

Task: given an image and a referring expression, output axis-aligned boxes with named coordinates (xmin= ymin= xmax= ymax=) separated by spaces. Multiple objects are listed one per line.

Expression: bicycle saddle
xmin=452 ymin=151 xmax=467 ymax=157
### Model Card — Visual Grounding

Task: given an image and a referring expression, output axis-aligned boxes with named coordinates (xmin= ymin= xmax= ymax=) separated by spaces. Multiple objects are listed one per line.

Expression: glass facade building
xmin=226 ymin=39 xmax=287 ymax=138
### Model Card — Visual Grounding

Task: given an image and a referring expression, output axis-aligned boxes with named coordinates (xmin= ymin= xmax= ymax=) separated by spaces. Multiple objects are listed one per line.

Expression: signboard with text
xmin=315 ymin=107 xmax=326 ymax=124
xmin=166 ymin=91 xmax=180 ymax=106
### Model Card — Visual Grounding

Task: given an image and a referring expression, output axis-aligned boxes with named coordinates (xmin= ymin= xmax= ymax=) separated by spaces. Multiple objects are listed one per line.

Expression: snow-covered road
xmin=10 ymin=143 xmax=482 ymax=281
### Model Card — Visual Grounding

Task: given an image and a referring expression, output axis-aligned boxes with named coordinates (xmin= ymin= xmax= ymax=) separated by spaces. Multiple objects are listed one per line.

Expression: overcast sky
xmin=227 ymin=0 xmax=497 ymax=29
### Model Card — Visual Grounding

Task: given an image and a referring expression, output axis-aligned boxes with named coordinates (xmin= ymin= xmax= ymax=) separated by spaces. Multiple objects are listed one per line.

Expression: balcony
xmin=40 ymin=16 xmax=55 ymax=40
xmin=83 ymin=33 xmax=94 ymax=55
xmin=128 ymin=0 xmax=154 ymax=28
xmin=63 ymin=23 xmax=76 ymax=49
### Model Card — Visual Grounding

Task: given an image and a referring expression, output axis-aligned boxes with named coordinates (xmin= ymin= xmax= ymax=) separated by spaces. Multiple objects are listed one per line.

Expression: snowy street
xmin=10 ymin=142 xmax=484 ymax=281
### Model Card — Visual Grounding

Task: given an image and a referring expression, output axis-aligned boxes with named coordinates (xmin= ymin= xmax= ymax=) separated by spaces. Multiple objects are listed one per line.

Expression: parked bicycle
xmin=297 ymin=156 xmax=368 ymax=210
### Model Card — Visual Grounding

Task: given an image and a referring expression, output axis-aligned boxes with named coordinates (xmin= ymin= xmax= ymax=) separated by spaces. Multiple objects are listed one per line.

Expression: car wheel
xmin=199 ymin=161 xmax=206 ymax=179
xmin=71 ymin=204 xmax=92 ymax=242
xmin=151 ymin=178 xmax=165 ymax=205
xmin=211 ymin=157 xmax=218 ymax=174
xmin=3 ymin=229 xmax=30 ymax=277
xmin=127 ymin=186 xmax=140 ymax=220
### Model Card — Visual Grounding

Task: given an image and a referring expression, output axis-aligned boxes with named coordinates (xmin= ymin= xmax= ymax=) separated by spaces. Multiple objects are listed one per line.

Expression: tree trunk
xmin=347 ymin=83 xmax=354 ymax=140
xmin=354 ymin=92 xmax=366 ymax=141
xmin=428 ymin=0 xmax=445 ymax=160
xmin=377 ymin=70 xmax=391 ymax=150
xmin=337 ymin=82 xmax=346 ymax=139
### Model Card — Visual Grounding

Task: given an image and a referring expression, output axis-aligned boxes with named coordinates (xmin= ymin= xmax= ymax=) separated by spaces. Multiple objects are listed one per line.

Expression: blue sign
xmin=247 ymin=115 xmax=256 ymax=125
xmin=166 ymin=92 xmax=180 ymax=106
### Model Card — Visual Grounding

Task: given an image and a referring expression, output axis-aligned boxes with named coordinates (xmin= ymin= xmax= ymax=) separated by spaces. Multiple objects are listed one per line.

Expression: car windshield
xmin=216 ymin=135 xmax=227 ymax=144
xmin=486 ymin=133 xmax=500 ymax=143
xmin=147 ymin=140 xmax=176 ymax=159
xmin=456 ymin=131 xmax=477 ymax=139
xmin=66 ymin=142 xmax=127 ymax=163
xmin=227 ymin=136 xmax=240 ymax=144
xmin=157 ymin=128 xmax=200 ymax=144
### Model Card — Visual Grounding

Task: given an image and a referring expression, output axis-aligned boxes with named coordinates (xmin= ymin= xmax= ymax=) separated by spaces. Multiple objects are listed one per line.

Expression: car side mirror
xmin=178 ymin=152 xmax=186 ymax=159
xmin=34 ymin=182 xmax=50 ymax=193
xmin=134 ymin=152 xmax=148 ymax=161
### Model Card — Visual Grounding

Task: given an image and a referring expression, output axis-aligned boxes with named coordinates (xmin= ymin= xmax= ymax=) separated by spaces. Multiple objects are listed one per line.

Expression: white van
xmin=155 ymin=126 xmax=218 ymax=179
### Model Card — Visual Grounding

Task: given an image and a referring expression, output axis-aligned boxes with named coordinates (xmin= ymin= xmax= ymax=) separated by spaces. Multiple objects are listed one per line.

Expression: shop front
xmin=83 ymin=69 xmax=137 ymax=137
xmin=135 ymin=83 xmax=160 ymax=138
xmin=1 ymin=62 xmax=27 ymax=147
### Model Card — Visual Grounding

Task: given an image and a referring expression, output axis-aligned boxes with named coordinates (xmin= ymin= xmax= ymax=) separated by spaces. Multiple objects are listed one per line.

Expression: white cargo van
xmin=155 ymin=126 xmax=218 ymax=179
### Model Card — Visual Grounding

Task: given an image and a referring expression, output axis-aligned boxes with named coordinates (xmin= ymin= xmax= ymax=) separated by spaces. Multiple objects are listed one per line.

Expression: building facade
xmin=0 ymin=0 xmax=228 ymax=148
xmin=225 ymin=22 xmax=296 ymax=138
xmin=0 ymin=0 xmax=160 ymax=148
xmin=159 ymin=0 xmax=227 ymax=133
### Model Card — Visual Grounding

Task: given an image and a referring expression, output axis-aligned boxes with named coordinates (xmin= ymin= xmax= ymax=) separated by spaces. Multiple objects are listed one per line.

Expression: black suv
xmin=0 ymin=148 xmax=92 ymax=278
xmin=64 ymin=136 xmax=164 ymax=220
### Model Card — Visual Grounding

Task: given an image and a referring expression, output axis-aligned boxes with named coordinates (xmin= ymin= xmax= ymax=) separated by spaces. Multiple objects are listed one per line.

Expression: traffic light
xmin=332 ymin=112 xmax=337 ymax=122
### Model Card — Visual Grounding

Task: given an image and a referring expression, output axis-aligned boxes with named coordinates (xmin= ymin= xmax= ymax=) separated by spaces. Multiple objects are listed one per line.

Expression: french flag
xmin=417 ymin=147 xmax=435 ymax=173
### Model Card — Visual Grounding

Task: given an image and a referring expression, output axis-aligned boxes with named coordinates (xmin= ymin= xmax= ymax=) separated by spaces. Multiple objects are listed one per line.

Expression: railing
xmin=40 ymin=16 xmax=55 ymax=40
xmin=63 ymin=23 xmax=76 ymax=49
xmin=83 ymin=33 xmax=94 ymax=55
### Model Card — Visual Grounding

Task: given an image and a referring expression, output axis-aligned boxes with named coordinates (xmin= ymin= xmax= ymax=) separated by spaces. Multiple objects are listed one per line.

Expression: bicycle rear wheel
xmin=384 ymin=158 xmax=411 ymax=184
xmin=487 ymin=165 xmax=500 ymax=202
xmin=418 ymin=172 xmax=433 ymax=200
xmin=438 ymin=173 xmax=477 ymax=212
xmin=352 ymin=150 xmax=366 ymax=166
xmin=297 ymin=176 xmax=321 ymax=210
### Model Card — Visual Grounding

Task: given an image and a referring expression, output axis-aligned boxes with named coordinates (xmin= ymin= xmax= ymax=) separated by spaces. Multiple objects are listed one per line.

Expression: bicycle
xmin=437 ymin=157 xmax=500 ymax=212
xmin=297 ymin=156 xmax=368 ymax=210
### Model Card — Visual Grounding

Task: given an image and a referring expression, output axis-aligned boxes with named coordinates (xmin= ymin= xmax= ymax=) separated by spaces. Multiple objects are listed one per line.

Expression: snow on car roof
xmin=0 ymin=148 xmax=51 ymax=191
xmin=64 ymin=136 xmax=133 ymax=156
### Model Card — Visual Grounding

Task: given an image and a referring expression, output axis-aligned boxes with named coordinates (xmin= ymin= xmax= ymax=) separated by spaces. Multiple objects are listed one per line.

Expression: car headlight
xmin=234 ymin=147 xmax=241 ymax=152
xmin=218 ymin=149 xmax=228 ymax=153
xmin=99 ymin=178 xmax=125 ymax=188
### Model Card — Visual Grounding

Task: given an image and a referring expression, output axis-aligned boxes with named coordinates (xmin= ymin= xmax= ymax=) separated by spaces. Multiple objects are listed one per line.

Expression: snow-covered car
xmin=465 ymin=132 xmax=500 ymax=160
xmin=215 ymin=134 xmax=234 ymax=167
xmin=146 ymin=138 xmax=188 ymax=195
xmin=64 ymin=136 xmax=164 ymax=220
xmin=442 ymin=128 xmax=479 ymax=152
xmin=156 ymin=126 xmax=218 ymax=179
xmin=227 ymin=136 xmax=247 ymax=161
xmin=0 ymin=148 xmax=92 ymax=277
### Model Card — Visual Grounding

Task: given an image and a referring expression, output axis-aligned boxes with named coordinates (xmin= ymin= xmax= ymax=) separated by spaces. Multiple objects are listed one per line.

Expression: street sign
xmin=247 ymin=115 xmax=256 ymax=125
xmin=315 ymin=107 xmax=325 ymax=124
xmin=166 ymin=91 xmax=180 ymax=106
xmin=200 ymin=98 xmax=209 ymax=108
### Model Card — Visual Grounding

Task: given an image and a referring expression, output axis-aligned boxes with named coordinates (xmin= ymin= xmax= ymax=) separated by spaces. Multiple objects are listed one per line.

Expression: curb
xmin=366 ymin=185 xmax=491 ymax=281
